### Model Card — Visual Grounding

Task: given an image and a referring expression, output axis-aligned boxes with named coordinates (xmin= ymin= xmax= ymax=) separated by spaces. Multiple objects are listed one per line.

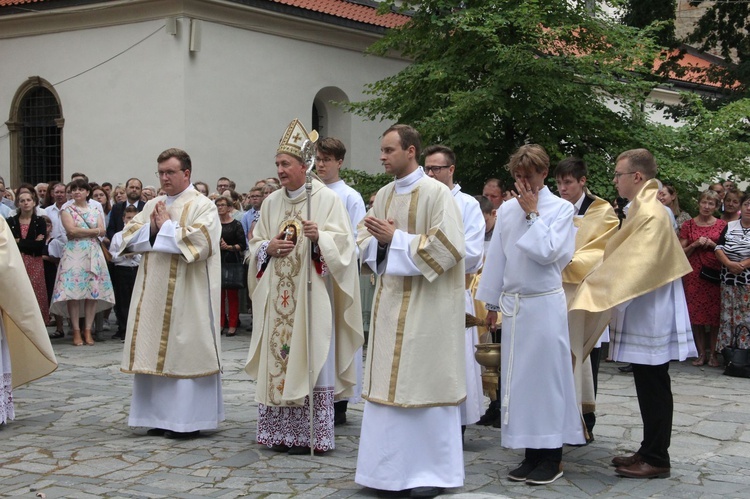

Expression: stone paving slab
xmin=2 ymin=317 xmax=750 ymax=498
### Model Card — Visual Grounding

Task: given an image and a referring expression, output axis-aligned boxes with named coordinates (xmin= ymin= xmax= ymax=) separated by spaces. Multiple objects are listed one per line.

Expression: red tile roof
xmin=271 ymin=0 xmax=409 ymax=28
xmin=0 ymin=0 xmax=411 ymax=28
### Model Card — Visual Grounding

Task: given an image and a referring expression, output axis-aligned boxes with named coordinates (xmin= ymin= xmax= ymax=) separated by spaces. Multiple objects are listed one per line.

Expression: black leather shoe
xmin=618 ymin=363 xmax=634 ymax=373
xmin=269 ymin=444 xmax=289 ymax=452
xmin=410 ymin=487 xmax=444 ymax=498
xmin=146 ymin=428 xmax=166 ymax=436
xmin=288 ymin=445 xmax=326 ymax=455
xmin=164 ymin=430 xmax=200 ymax=440
xmin=476 ymin=406 xmax=501 ymax=426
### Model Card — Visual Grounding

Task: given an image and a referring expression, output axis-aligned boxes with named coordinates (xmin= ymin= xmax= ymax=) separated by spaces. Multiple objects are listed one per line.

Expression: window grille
xmin=20 ymin=87 xmax=62 ymax=185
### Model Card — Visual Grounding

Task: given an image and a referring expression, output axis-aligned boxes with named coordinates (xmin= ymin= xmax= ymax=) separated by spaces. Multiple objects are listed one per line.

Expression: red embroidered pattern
xmin=257 ymin=386 xmax=335 ymax=451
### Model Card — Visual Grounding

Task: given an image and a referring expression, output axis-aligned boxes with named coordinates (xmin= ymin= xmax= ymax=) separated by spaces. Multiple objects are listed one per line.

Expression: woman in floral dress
xmin=50 ymin=179 xmax=114 ymax=346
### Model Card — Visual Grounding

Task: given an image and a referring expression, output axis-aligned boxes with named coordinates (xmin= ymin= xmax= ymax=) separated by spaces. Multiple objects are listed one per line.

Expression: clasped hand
xmin=363 ymin=216 xmax=395 ymax=244
xmin=150 ymin=201 xmax=170 ymax=233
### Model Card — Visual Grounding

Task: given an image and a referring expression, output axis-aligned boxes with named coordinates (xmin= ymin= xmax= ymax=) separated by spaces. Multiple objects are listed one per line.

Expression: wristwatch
xmin=525 ymin=211 xmax=539 ymax=221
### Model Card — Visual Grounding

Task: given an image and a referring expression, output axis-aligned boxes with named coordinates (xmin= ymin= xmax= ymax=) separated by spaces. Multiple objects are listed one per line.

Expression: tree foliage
xmin=687 ymin=0 xmax=749 ymax=95
xmin=621 ymin=0 xmax=677 ymax=48
xmin=343 ymin=0 xmax=750 ymax=203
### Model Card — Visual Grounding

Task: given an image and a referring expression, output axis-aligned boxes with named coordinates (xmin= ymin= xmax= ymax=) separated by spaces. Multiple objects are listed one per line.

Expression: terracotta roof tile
xmin=0 ymin=0 xmax=411 ymax=28
xmin=270 ymin=0 xmax=409 ymax=28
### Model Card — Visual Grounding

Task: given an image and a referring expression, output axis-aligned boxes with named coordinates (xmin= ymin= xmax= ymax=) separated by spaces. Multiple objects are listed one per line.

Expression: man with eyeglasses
xmin=114 ymin=147 xmax=224 ymax=440
xmin=571 ymin=148 xmax=695 ymax=479
xmin=423 ymin=145 xmax=485 ymax=437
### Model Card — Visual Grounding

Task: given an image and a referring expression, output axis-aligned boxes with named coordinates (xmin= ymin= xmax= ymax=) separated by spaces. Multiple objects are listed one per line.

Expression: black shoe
xmin=164 ymin=430 xmax=200 ymax=439
xmin=146 ymin=428 xmax=167 ymax=436
xmin=410 ymin=486 xmax=444 ymax=498
xmin=525 ymin=460 xmax=563 ymax=485
xmin=508 ymin=459 xmax=539 ymax=482
xmin=618 ymin=363 xmax=634 ymax=373
xmin=334 ymin=412 xmax=347 ymax=426
xmin=491 ymin=416 xmax=503 ymax=429
xmin=112 ymin=331 xmax=125 ymax=340
xmin=476 ymin=406 xmax=501 ymax=426
xmin=269 ymin=444 xmax=289 ymax=452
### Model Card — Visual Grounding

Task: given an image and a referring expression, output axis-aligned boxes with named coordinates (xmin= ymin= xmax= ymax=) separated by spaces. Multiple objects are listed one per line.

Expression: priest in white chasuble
xmin=354 ymin=125 xmax=466 ymax=498
xmin=476 ymin=145 xmax=585 ymax=487
xmin=245 ymin=119 xmax=364 ymax=455
xmin=116 ymin=148 xmax=224 ymax=439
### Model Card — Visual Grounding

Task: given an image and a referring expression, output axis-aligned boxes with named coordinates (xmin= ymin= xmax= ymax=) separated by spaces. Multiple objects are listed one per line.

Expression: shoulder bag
xmin=722 ymin=323 xmax=750 ymax=378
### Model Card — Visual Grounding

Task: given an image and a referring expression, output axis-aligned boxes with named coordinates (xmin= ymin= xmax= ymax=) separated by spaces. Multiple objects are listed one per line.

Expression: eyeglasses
xmin=613 ymin=171 xmax=637 ymax=179
xmin=215 ymin=204 xmax=228 ymax=208
xmin=155 ymin=169 xmax=185 ymax=177
xmin=423 ymin=165 xmax=451 ymax=174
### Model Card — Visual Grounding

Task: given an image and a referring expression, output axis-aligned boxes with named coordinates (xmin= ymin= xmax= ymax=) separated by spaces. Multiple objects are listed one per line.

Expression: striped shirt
xmin=716 ymin=220 xmax=750 ymax=286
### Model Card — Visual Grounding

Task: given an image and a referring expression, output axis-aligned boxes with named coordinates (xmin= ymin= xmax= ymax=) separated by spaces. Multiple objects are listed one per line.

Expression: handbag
xmin=721 ymin=323 xmax=750 ymax=378
xmin=221 ymin=261 xmax=246 ymax=289
xmin=699 ymin=265 xmax=720 ymax=284
xmin=690 ymin=221 xmax=721 ymax=284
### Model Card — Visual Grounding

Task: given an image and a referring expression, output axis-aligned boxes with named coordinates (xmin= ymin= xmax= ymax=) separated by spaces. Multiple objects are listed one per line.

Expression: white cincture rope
xmin=498 ymin=288 xmax=564 ymax=425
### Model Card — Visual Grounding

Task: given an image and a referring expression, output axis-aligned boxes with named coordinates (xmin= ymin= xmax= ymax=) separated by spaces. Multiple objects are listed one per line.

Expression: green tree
xmin=686 ymin=1 xmax=749 ymax=95
xmin=622 ymin=0 xmax=677 ymax=48
xmin=344 ymin=0 xmax=749 ymax=200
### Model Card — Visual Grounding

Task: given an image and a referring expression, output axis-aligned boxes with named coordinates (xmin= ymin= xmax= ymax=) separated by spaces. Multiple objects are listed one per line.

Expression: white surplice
xmin=451 ymin=184 xmax=485 ymax=426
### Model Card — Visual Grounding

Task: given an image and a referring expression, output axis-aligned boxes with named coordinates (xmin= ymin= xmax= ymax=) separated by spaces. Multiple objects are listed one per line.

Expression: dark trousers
xmin=112 ymin=265 xmax=138 ymax=334
xmin=633 ymin=362 xmax=672 ymax=468
xmin=526 ymin=447 xmax=562 ymax=464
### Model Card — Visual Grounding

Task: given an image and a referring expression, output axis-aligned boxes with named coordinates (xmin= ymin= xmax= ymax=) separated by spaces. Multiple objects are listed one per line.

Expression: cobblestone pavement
xmin=2 ymin=317 xmax=749 ymax=498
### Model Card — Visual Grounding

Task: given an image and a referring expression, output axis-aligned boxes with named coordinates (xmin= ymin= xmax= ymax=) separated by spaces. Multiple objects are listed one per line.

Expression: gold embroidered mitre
xmin=570 ymin=179 xmax=692 ymax=313
xmin=277 ymin=118 xmax=319 ymax=159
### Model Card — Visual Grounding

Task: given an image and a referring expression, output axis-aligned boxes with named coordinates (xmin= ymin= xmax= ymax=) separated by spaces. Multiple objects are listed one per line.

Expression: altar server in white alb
xmin=423 ymin=144 xmax=485 ymax=431
xmin=116 ymin=148 xmax=224 ymax=440
xmin=355 ymin=125 xmax=466 ymax=499
xmin=477 ymin=144 xmax=585 ymax=486
xmin=314 ymin=136 xmax=367 ymax=427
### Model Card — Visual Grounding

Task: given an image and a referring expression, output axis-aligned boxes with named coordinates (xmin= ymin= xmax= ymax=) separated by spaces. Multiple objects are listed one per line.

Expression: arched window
xmin=312 ymin=87 xmax=351 ymax=145
xmin=6 ymin=77 xmax=64 ymax=187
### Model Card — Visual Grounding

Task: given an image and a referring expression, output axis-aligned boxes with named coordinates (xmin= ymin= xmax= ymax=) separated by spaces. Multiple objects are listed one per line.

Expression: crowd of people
xmin=1 ymin=121 xmax=749 ymax=497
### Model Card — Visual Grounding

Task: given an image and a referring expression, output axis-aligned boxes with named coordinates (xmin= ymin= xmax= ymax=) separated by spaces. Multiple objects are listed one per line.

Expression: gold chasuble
xmin=564 ymin=194 xmax=620 ymax=359
xmin=119 ymin=189 xmax=222 ymax=377
xmin=0 ymin=217 xmax=57 ymax=388
xmin=571 ymin=179 xmax=692 ymax=316
xmin=358 ymin=176 xmax=467 ymax=408
xmin=245 ymin=179 xmax=364 ymax=407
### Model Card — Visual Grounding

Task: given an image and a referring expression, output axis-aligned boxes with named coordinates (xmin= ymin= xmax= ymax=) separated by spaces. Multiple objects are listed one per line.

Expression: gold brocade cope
xmin=562 ymin=194 xmax=619 ymax=285
xmin=570 ymin=179 xmax=692 ymax=314
xmin=0 ymin=217 xmax=57 ymax=388
xmin=245 ymin=179 xmax=364 ymax=407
